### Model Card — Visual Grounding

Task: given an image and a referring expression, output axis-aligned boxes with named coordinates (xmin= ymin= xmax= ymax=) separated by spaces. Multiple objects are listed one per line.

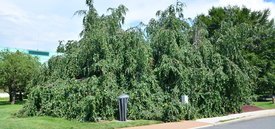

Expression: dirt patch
xmin=242 ymin=105 xmax=263 ymax=112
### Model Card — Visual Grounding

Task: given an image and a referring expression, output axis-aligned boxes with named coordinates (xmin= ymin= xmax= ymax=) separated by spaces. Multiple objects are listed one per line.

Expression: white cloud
xmin=0 ymin=0 xmax=274 ymax=52
xmin=0 ymin=0 xmax=30 ymax=24
xmin=0 ymin=0 xmax=83 ymax=52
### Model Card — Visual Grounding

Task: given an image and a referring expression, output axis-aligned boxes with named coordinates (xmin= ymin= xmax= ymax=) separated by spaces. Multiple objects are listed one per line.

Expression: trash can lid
xmin=118 ymin=94 xmax=129 ymax=99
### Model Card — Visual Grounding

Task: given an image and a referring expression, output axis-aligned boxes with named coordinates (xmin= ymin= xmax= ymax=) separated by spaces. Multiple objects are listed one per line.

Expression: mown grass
xmin=0 ymin=98 xmax=161 ymax=129
xmin=254 ymin=101 xmax=275 ymax=109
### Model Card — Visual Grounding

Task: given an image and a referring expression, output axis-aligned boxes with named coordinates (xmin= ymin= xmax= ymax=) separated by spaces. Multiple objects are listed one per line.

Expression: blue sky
xmin=265 ymin=0 xmax=275 ymax=2
xmin=0 ymin=0 xmax=274 ymax=52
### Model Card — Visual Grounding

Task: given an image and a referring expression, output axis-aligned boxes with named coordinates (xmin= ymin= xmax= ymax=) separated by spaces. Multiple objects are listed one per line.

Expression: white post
xmin=181 ymin=95 xmax=189 ymax=104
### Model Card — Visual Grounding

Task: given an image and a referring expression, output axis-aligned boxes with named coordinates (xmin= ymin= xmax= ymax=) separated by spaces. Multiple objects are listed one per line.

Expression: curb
xmin=192 ymin=109 xmax=275 ymax=128
xmin=191 ymin=124 xmax=213 ymax=129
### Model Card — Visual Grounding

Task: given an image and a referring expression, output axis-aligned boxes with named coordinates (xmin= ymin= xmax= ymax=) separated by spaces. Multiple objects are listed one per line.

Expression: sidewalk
xmin=121 ymin=109 xmax=275 ymax=129
xmin=121 ymin=121 xmax=210 ymax=129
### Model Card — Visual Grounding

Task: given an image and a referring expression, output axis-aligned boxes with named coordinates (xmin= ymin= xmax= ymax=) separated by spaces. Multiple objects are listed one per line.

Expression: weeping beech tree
xmin=20 ymin=0 xmax=256 ymax=122
xmin=147 ymin=1 xmax=254 ymax=116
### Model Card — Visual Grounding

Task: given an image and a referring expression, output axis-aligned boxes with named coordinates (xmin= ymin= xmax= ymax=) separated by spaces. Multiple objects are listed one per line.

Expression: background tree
xmin=198 ymin=6 xmax=273 ymax=37
xmin=0 ymin=51 xmax=40 ymax=104
xmin=198 ymin=6 xmax=275 ymax=98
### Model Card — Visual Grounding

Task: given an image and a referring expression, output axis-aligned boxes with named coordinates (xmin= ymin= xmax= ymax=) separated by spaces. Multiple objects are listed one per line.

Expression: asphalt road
xmin=202 ymin=116 xmax=275 ymax=129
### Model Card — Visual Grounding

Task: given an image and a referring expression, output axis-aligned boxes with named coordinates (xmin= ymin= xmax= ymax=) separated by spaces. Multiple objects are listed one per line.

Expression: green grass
xmin=0 ymin=89 xmax=4 ymax=93
xmin=254 ymin=101 xmax=275 ymax=109
xmin=0 ymin=98 xmax=161 ymax=129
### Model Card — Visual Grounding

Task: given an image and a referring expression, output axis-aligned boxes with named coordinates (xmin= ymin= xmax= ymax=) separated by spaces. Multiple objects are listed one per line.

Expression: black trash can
xmin=118 ymin=94 xmax=129 ymax=121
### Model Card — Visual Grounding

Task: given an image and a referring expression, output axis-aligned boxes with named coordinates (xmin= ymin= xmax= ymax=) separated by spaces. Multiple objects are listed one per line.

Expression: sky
xmin=0 ymin=0 xmax=274 ymax=52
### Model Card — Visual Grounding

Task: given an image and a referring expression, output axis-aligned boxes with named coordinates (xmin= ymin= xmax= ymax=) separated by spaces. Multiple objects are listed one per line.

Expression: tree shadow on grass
xmin=0 ymin=98 xmax=9 ymax=105
xmin=0 ymin=100 xmax=10 ymax=105
xmin=0 ymin=98 xmax=26 ymax=105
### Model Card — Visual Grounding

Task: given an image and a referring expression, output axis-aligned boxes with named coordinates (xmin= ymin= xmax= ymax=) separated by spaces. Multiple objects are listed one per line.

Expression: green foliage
xmin=198 ymin=6 xmax=273 ymax=37
xmin=20 ymin=1 xmax=270 ymax=122
xmin=198 ymin=6 xmax=275 ymax=97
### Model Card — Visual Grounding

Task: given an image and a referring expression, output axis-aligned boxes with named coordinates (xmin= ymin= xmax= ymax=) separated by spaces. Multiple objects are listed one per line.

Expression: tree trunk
xmin=19 ymin=91 xmax=23 ymax=101
xmin=11 ymin=90 xmax=16 ymax=104
xmin=273 ymin=85 xmax=274 ymax=97
xmin=272 ymin=85 xmax=275 ymax=104
xmin=9 ymin=90 xmax=12 ymax=103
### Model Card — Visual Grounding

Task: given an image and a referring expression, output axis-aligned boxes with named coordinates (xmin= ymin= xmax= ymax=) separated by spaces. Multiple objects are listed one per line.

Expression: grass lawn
xmin=0 ymin=98 xmax=161 ymax=129
xmin=254 ymin=101 xmax=275 ymax=109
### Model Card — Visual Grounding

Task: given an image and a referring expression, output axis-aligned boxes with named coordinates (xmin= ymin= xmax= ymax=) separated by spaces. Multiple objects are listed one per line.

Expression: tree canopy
xmin=0 ymin=51 xmax=40 ymax=104
xmin=198 ymin=6 xmax=275 ymax=97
